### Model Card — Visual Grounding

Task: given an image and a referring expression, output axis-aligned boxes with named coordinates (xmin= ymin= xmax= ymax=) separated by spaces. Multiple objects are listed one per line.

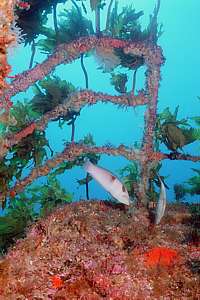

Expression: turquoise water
xmin=5 ymin=0 xmax=200 ymax=205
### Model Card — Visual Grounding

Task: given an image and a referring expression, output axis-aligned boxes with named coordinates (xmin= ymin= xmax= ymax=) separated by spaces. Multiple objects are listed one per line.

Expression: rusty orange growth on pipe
xmin=0 ymin=0 xmax=17 ymax=97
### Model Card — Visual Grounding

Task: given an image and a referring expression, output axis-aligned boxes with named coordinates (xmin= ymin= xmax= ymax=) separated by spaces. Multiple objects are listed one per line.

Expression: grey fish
xmin=83 ymin=160 xmax=130 ymax=205
xmin=155 ymin=176 xmax=167 ymax=225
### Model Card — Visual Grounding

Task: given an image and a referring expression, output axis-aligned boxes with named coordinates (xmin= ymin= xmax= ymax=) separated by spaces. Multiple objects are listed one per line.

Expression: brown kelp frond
xmin=37 ymin=6 xmax=94 ymax=54
xmin=110 ymin=72 xmax=128 ymax=94
xmin=106 ymin=3 xmax=144 ymax=41
xmin=31 ymin=76 xmax=76 ymax=115
xmin=7 ymin=100 xmax=39 ymax=132
xmin=15 ymin=0 xmax=66 ymax=46
xmin=0 ymin=173 xmax=72 ymax=254
xmin=185 ymin=169 xmax=200 ymax=195
xmin=0 ymin=100 xmax=52 ymax=208
xmin=145 ymin=0 xmax=163 ymax=44
xmin=155 ymin=106 xmax=199 ymax=151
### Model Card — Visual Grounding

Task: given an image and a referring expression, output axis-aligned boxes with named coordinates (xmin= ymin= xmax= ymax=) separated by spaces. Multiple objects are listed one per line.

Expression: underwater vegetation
xmin=173 ymin=168 xmax=200 ymax=204
xmin=0 ymin=0 xmax=199 ymax=218
xmin=0 ymin=173 xmax=72 ymax=254
xmin=0 ymin=1 xmax=199 ymax=298
xmin=155 ymin=106 xmax=200 ymax=153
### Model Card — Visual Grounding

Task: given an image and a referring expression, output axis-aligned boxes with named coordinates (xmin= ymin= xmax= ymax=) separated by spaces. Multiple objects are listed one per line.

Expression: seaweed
xmin=106 ymin=4 xmax=144 ymax=41
xmin=0 ymin=174 xmax=72 ymax=254
xmin=118 ymin=162 xmax=140 ymax=200
xmin=51 ymin=134 xmax=100 ymax=200
xmin=172 ymin=169 xmax=200 ymax=203
xmin=173 ymin=184 xmax=186 ymax=203
xmin=28 ymin=174 xmax=72 ymax=217
xmin=37 ymin=7 xmax=94 ymax=54
xmin=110 ymin=72 xmax=128 ymax=94
xmin=185 ymin=169 xmax=200 ymax=195
xmin=155 ymin=106 xmax=200 ymax=152
xmin=107 ymin=3 xmax=145 ymax=70
xmin=0 ymin=1 xmax=199 ymax=258
xmin=105 ymin=2 xmax=162 ymax=70
xmin=31 ymin=76 xmax=76 ymax=115
xmin=0 ymin=3 xmax=199 ymax=295
xmin=0 ymin=102 xmax=52 ymax=207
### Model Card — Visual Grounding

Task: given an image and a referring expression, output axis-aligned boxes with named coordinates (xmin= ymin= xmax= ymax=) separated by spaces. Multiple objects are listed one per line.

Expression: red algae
xmin=144 ymin=246 xmax=179 ymax=268
xmin=51 ymin=275 xmax=64 ymax=289
xmin=0 ymin=201 xmax=199 ymax=299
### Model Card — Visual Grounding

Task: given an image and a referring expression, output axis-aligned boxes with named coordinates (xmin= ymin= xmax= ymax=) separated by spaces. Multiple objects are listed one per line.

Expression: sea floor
xmin=0 ymin=200 xmax=199 ymax=299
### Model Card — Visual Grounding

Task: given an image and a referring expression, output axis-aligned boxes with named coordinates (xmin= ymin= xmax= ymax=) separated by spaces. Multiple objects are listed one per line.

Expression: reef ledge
xmin=0 ymin=200 xmax=199 ymax=299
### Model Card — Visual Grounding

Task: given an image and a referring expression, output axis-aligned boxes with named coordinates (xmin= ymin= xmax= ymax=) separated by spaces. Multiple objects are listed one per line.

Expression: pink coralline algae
xmin=0 ymin=201 xmax=199 ymax=299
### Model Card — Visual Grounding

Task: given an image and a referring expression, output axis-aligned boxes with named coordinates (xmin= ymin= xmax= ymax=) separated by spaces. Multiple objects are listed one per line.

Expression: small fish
xmin=155 ymin=176 xmax=167 ymax=225
xmin=83 ymin=160 xmax=130 ymax=205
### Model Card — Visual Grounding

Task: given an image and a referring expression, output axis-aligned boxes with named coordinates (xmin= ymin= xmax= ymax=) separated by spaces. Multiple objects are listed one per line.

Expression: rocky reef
xmin=0 ymin=200 xmax=199 ymax=299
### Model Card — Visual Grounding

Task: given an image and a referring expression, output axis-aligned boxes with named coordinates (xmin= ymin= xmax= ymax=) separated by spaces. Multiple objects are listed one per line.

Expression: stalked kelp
xmin=110 ymin=72 xmax=128 ymax=94
xmin=155 ymin=106 xmax=200 ymax=153
xmin=37 ymin=6 xmax=94 ymax=54
xmin=31 ymin=76 xmax=78 ymax=129
xmin=0 ymin=101 xmax=53 ymax=206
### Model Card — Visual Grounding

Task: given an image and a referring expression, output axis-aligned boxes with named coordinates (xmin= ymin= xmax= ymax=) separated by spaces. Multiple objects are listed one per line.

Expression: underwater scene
xmin=0 ymin=0 xmax=199 ymax=298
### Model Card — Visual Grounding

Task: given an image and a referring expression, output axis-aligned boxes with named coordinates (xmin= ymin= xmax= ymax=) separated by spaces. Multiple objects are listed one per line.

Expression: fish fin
xmin=122 ymin=185 xmax=126 ymax=192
